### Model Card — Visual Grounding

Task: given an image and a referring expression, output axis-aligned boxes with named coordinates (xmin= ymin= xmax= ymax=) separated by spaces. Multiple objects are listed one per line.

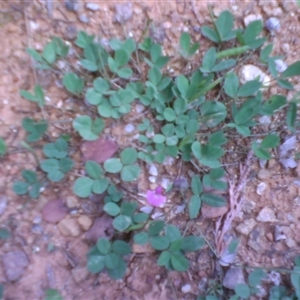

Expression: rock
xmin=248 ymin=226 xmax=267 ymax=252
xmin=65 ymin=25 xmax=77 ymax=40
xmin=86 ymin=3 xmax=100 ymax=11
xmin=243 ymin=200 xmax=256 ymax=213
xmin=267 ymin=271 xmax=281 ymax=285
xmin=66 ymin=196 xmax=79 ymax=208
xmin=149 ymin=176 xmax=156 ymax=183
xmin=148 ymin=164 xmax=158 ymax=176
xmin=65 ymin=0 xmax=78 ymax=11
xmin=42 ymin=200 xmax=68 ymax=224
xmin=265 ymin=17 xmax=280 ymax=32
xmin=274 ymin=59 xmax=287 ymax=73
xmin=135 ymin=104 xmax=145 ymax=113
xmin=58 ymin=218 xmax=81 ymax=236
xmin=125 ymin=124 xmax=135 ymax=133
xmin=243 ymin=14 xmax=263 ymax=27
xmin=257 ymin=169 xmax=271 ymax=180
xmin=85 ymin=215 xmax=114 ymax=242
xmin=275 ymin=225 xmax=286 ymax=241
xmin=239 ymin=65 xmax=271 ymax=87
xmin=78 ymin=14 xmax=89 ymax=23
xmin=132 ymin=243 xmax=154 ymax=253
xmin=201 ymin=203 xmax=228 ymax=219
xmin=181 ymin=284 xmax=192 ymax=293
xmin=286 ymin=237 xmax=297 ymax=248
xmin=281 ymin=43 xmax=290 ymax=54
xmin=256 ymin=182 xmax=267 ymax=195
xmin=77 ymin=215 xmax=92 ymax=231
xmin=114 ymin=3 xmax=133 ymax=23
xmin=81 ymin=138 xmax=118 ymax=164
xmin=150 ymin=25 xmax=165 ymax=44
xmin=2 ymin=251 xmax=29 ymax=281
xmin=257 ymin=207 xmax=277 ymax=222
xmin=223 ymin=267 xmax=245 ymax=290
xmin=71 ymin=266 xmax=89 ymax=283
xmin=236 ymin=218 xmax=257 ymax=235
xmin=161 ymin=178 xmax=171 ymax=190
xmin=0 ymin=196 xmax=7 ymax=216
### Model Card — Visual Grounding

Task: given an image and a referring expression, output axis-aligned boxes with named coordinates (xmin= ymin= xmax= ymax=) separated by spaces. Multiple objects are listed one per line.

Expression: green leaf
xmin=85 ymin=161 xmax=103 ymax=179
xmin=237 ymin=80 xmax=261 ymax=97
xmin=117 ymin=67 xmax=133 ymax=79
xmin=163 ymin=108 xmax=176 ymax=122
xmin=153 ymin=134 xmax=166 ymax=143
xmin=112 ymin=240 xmax=131 ymax=255
xmin=133 ymin=213 xmax=149 ymax=223
xmin=73 ymin=177 xmax=93 ymax=198
xmin=148 ymin=67 xmax=162 ymax=85
xmin=40 ymin=159 xmax=59 ymax=173
xmin=105 ymin=252 xmax=120 ymax=269
xmin=59 ymin=157 xmax=73 ymax=173
xmin=75 ymin=31 xmax=94 ymax=48
xmin=0 ymin=228 xmax=10 ymax=240
xmin=243 ymin=20 xmax=263 ymax=45
xmin=107 ymin=258 xmax=127 ymax=279
xmin=248 ymin=269 xmax=266 ymax=287
xmin=43 ymin=42 xmax=56 ymax=64
xmin=215 ymin=10 xmax=234 ymax=41
xmin=121 ymin=164 xmax=140 ymax=182
xmin=157 ymin=251 xmax=171 ymax=266
xmin=170 ymin=253 xmax=189 ymax=271
xmin=26 ymin=48 xmax=44 ymax=62
xmin=22 ymin=170 xmax=37 ymax=184
xmin=113 ymin=215 xmax=132 ymax=231
xmin=29 ymin=182 xmax=41 ymax=199
xmin=92 ymin=178 xmax=109 ymax=194
xmin=80 ymin=59 xmax=98 ymax=71
xmin=202 ymin=193 xmax=227 ymax=207
xmin=87 ymin=255 xmax=105 ymax=273
xmin=186 ymin=119 xmax=199 ymax=134
xmin=97 ymin=238 xmax=111 ymax=255
xmin=208 ymin=131 xmax=227 ymax=146
xmin=63 ymin=73 xmax=84 ymax=95
xmin=224 ymin=72 xmax=239 ymax=98
xmin=211 ymin=59 xmax=236 ymax=72
xmin=282 ymin=61 xmax=300 ymax=78
xmin=261 ymin=95 xmax=286 ymax=115
xmin=260 ymin=44 xmax=273 ymax=62
xmin=165 ymin=225 xmax=181 ymax=242
xmin=200 ymin=101 xmax=227 ymax=127
xmin=176 ymin=75 xmax=189 ymax=97
xmin=104 ymin=202 xmax=120 ymax=216
xmin=180 ymin=32 xmax=191 ymax=53
xmin=120 ymin=147 xmax=138 ymax=165
xmin=115 ymin=49 xmax=130 ymax=67
xmin=201 ymin=47 xmax=216 ymax=72
xmin=47 ymin=170 xmax=64 ymax=182
xmin=191 ymin=175 xmax=202 ymax=195
xmin=287 ymin=102 xmax=297 ymax=130
xmin=201 ymin=26 xmax=219 ymax=43
xmin=133 ymin=232 xmax=149 ymax=245
xmin=181 ymin=236 xmax=205 ymax=252
xmin=277 ymin=79 xmax=294 ymax=90
xmin=260 ymin=134 xmax=280 ymax=148
xmin=149 ymin=236 xmax=170 ymax=250
xmin=189 ymin=195 xmax=201 ymax=219
xmin=104 ymin=158 xmax=123 ymax=173
xmin=13 ymin=181 xmax=29 ymax=195
xmin=148 ymin=220 xmax=165 ymax=236
xmin=252 ymin=146 xmax=271 ymax=160
xmin=45 ymin=289 xmax=64 ymax=300
xmin=234 ymin=284 xmax=251 ymax=298
xmin=0 ymin=138 xmax=6 ymax=156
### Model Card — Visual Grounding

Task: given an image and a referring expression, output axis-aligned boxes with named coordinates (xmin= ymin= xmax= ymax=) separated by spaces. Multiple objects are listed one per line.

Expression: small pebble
xmin=78 ymin=14 xmax=90 ymax=23
xmin=0 ymin=196 xmax=7 ymax=216
xmin=86 ymin=3 xmax=100 ymax=11
xmin=256 ymin=182 xmax=267 ymax=195
xmin=161 ymin=178 xmax=171 ymax=190
xmin=265 ymin=17 xmax=280 ymax=32
xmin=149 ymin=176 xmax=156 ymax=183
xmin=257 ymin=169 xmax=271 ymax=180
xmin=257 ymin=207 xmax=277 ymax=222
xmin=148 ymin=164 xmax=158 ymax=176
xmin=135 ymin=104 xmax=145 ymax=113
xmin=125 ymin=124 xmax=135 ymax=133
xmin=65 ymin=0 xmax=78 ymax=11
xmin=274 ymin=59 xmax=287 ymax=73
xmin=181 ymin=284 xmax=192 ymax=293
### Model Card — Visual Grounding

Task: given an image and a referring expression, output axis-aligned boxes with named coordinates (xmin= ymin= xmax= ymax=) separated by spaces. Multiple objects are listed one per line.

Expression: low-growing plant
xmin=7 ymin=7 xmax=300 ymax=298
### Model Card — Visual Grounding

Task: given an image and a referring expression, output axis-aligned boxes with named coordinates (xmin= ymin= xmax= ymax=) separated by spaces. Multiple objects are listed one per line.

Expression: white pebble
xmin=148 ymin=164 xmax=158 ymax=176
xmin=125 ymin=124 xmax=135 ymax=133
xmin=161 ymin=178 xmax=171 ymax=189
xmin=149 ymin=176 xmax=156 ymax=183
xmin=140 ymin=206 xmax=153 ymax=214
xmin=256 ymin=182 xmax=267 ymax=195
xmin=30 ymin=21 xmax=39 ymax=30
xmin=181 ymin=284 xmax=192 ymax=293
xmin=265 ymin=17 xmax=280 ymax=32
xmin=135 ymin=104 xmax=145 ymax=113
xmin=274 ymin=59 xmax=287 ymax=73
xmin=45 ymin=96 xmax=51 ymax=102
xmin=86 ymin=3 xmax=100 ymax=11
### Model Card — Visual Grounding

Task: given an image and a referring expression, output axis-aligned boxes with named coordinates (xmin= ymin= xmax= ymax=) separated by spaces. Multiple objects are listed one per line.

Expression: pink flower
xmin=146 ymin=187 xmax=167 ymax=207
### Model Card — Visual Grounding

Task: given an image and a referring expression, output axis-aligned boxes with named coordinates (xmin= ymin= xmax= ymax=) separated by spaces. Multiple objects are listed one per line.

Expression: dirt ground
xmin=1 ymin=0 xmax=300 ymax=299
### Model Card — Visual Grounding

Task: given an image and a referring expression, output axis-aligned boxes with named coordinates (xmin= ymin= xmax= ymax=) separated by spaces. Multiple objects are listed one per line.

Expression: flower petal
xmin=146 ymin=190 xmax=166 ymax=207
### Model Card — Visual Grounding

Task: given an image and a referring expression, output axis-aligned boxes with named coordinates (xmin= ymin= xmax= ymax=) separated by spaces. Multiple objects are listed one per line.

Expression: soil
xmin=1 ymin=0 xmax=300 ymax=299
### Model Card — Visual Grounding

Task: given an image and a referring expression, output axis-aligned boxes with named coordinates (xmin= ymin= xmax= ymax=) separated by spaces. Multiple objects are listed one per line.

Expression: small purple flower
xmin=146 ymin=186 xmax=166 ymax=207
